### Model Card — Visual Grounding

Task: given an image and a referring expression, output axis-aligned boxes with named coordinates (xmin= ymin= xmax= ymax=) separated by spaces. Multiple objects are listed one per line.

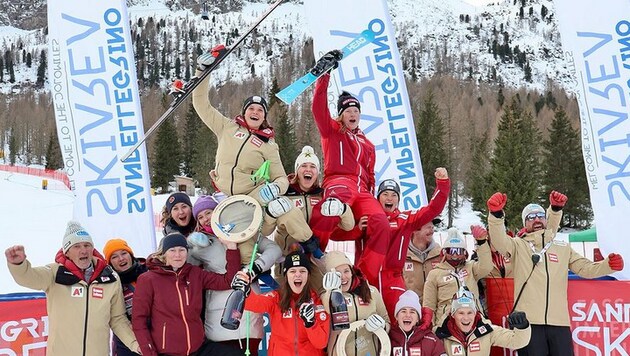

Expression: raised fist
xmin=470 ymin=225 xmax=488 ymax=241
xmin=487 ymin=192 xmax=507 ymax=213
xmin=259 ymin=182 xmax=281 ymax=203
xmin=299 ymin=303 xmax=315 ymax=328
xmin=608 ymin=253 xmax=624 ymax=271
xmin=197 ymin=44 xmax=227 ymax=71
xmin=310 ymin=49 xmax=343 ymax=76
xmin=320 ymin=198 xmax=346 ymax=217
xmin=508 ymin=311 xmax=529 ymax=330
xmin=5 ymin=245 xmax=26 ymax=265
xmin=549 ymin=190 xmax=568 ymax=208
xmin=435 ymin=167 xmax=448 ymax=180
xmin=419 ymin=307 xmax=434 ymax=330
xmin=322 ymin=270 xmax=342 ymax=291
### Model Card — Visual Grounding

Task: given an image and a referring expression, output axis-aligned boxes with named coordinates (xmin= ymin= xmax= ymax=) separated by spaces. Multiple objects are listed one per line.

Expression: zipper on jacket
xmin=544 ymin=252 xmax=550 ymax=324
xmin=353 ymin=294 xmax=360 ymax=356
xmin=339 ymin=141 xmax=344 ymax=166
xmin=230 ymin=131 xmax=251 ymax=195
xmin=82 ymin=283 xmax=89 ymax=356
xmin=303 ymin=192 xmax=310 ymax=223
xmin=353 ymin=132 xmax=363 ymax=190
xmin=293 ymin=305 xmax=299 ymax=355
xmin=162 ymin=322 xmax=167 ymax=350
xmin=175 ymin=272 xmax=192 ymax=354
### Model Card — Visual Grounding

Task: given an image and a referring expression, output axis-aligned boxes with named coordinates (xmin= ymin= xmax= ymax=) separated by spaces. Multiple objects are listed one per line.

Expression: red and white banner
xmin=554 ymin=0 xmax=630 ymax=280
xmin=486 ymin=278 xmax=630 ymax=355
xmin=0 ymin=298 xmax=48 ymax=356
xmin=47 ymin=0 xmax=155 ymax=256
xmin=303 ymin=0 xmax=427 ymax=209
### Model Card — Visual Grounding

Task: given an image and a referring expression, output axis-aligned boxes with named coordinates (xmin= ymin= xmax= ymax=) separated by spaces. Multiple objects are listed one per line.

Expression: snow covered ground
xmin=0 ymin=169 xmax=584 ymax=296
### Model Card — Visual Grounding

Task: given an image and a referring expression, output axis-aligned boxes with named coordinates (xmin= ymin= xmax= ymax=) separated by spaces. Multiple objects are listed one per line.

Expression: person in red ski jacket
xmin=308 ymin=51 xmax=391 ymax=286
xmin=244 ymin=251 xmax=329 ymax=356
xmin=376 ymin=168 xmax=450 ymax=325
xmin=132 ymin=233 xmax=241 ymax=356
xmin=389 ymin=290 xmax=447 ymax=356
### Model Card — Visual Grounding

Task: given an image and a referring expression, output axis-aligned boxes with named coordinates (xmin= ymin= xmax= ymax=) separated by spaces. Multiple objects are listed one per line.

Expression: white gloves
xmin=267 ymin=196 xmax=292 ymax=218
xmin=259 ymin=183 xmax=281 ymax=203
xmin=321 ymin=198 xmax=346 ymax=217
xmin=197 ymin=52 xmax=217 ymax=71
xmin=299 ymin=303 xmax=315 ymax=328
xmin=365 ymin=314 xmax=386 ymax=333
xmin=188 ymin=232 xmax=210 ymax=248
xmin=322 ymin=270 xmax=342 ymax=291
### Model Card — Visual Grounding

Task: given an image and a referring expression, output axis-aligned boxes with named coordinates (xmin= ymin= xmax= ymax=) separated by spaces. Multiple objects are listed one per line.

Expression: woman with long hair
xmin=242 ymin=251 xmax=329 ymax=356
xmin=321 ymin=251 xmax=389 ymax=356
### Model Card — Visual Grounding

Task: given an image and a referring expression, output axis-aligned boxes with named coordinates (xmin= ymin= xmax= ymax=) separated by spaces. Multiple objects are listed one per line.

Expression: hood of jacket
xmin=54 ymin=248 xmax=111 ymax=284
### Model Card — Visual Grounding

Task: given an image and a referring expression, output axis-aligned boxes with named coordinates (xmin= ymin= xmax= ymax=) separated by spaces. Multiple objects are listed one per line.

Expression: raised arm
xmin=486 ymin=193 xmax=517 ymax=257
xmin=406 ymin=168 xmax=451 ymax=230
xmin=6 ymin=246 xmax=55 ymax=291
xmin=312 ymin=73 xmax=337 ymax=137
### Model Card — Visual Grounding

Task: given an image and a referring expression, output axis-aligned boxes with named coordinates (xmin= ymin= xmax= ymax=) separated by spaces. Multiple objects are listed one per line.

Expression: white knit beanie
xmin=521 ymin=203 xmax=545 ymax=226
xmin=395 ymin=290 xmax=422 ymax=317
xmin=294 ymin=146 xmax=320 ymax=172
xmin=62 ymin=221 xmax=93 ymax=254
xmin=451 ymin=290 xmax=477 ymax=315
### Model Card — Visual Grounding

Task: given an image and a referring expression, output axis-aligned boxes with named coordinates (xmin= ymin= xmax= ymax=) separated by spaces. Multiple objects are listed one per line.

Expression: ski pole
xmin=120 ymin=0 xmax=286 ymax=162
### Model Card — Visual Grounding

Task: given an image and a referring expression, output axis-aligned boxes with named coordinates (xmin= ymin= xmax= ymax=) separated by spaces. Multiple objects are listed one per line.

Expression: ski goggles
xmin=445 ymin=247 xmax=466 ymax=255
xmin=525 ymin=212 xmax=546 ymax=222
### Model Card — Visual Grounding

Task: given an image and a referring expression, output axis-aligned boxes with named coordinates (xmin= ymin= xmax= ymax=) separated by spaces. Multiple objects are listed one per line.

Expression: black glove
xmin=231 ymin=273 xmax=251 ymax=297
xmin=508 ymin=311 xmax=529 ymax=330
xmin=244 ymin=262 xmax=264 ymax=282
xmin=299 ymin=236 xmax=321 ymax=255
xmin=310 ymin=49 xmax=343 ymax=76
xmin=298 ymin=303 xmax=315 ymax=328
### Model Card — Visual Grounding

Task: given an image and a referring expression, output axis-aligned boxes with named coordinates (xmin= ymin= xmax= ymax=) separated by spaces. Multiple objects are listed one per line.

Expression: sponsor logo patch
xmin=459 ymin=269 xmax=469 ymax=278
xmin=548 ymin=253 xmax=558 ymax=262
xmin=234 ymin=132 xmax=246 ymax=139
xmin=410 ymin=347 xmax=422 ymax=356
xmin=309 ymin=198 xmax=320 ymax=206
xmin=294 ymin=199 xmax=304 ymax=208
xmin=282 ymin=309 xmax=293 ymax=318
xmin=251 ymin=136 xmax=263 ymax=147
xmin=469 ymin=341 xmax=481 ymax=351
xmin=451 ymin=344 xmax=464 ymax=355
xmin=405 ymin=262 xmax=414 ymax=271
xmin=443 ymin=275 xmax=454 ymax=283
xmin=92 ymin=287 xmax=103 ymax=299
xmin=71 ymin=286 xmax=84 ymax=297
xmin=393 ymin=347 xmax=403 ymax=356
xmin=344 ymin=296 xmax=353 ymax=306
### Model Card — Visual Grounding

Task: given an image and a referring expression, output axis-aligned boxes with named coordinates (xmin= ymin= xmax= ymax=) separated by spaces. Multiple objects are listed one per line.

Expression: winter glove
xmin=470 ymin=225 xmax=488 ymax=241
xmin=320 ymin=197 xmax=346 ymax=217
xmin=549 ymin=190 xmax=568 ymax=208
xmin=508 ymin=311 xmax=529 ymax=329
xmin=608 ymin=253 xmax=624 ymax=271
xmin=487 ymin=192 xmax=507 ymax=213
xmin=266 ymin=196 xmax=292 ymax=218
xmin=259 ymin=182 xmax=281 ymax=203
xmin=299 ymin=303 xmax=316 ymax=328
xmin=310 ymin=49 xmax=344 ymax=76
xmin=365 ymin=314 xmax=386 ymax=333
xmin=322 ymin=270 xmax=342 ymax=291
xmin=231 ymin=272 xmax=251 ymax=297
xmin=243 ymin=262 xmax=264 ymax=282
xmin=197 ymin=44 xmax=227 ymax=71
xmin=188 ymin=232 xmax=210 ymax=248
xmin=299 ymin=236 xmax=323 ymax=258
xmin=419 ymin=307 xmax=434 ymax=331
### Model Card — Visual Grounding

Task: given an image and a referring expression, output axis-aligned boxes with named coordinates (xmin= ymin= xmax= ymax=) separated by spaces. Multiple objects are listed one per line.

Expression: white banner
xmin=303 ymin=0 xmax=428 ymax=209
xmin=555 ymin=0 xmax=630 ymax=280
xmin=48 ymin=0 xmax=156 ymax=256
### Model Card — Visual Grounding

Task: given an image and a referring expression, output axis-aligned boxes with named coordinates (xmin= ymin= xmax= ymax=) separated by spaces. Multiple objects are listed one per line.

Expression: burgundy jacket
xmin=389 ymin=324 xmax=447 ymax=356
xmin=132 ymin=250 xmax=240 ymax=356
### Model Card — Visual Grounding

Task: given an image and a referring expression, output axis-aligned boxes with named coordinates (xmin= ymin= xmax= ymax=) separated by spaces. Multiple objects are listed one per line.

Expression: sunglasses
xmin=446 ymin=247 xmax=466 ymax=255
xmin=525 ymin=212 xmax=546 ymax=222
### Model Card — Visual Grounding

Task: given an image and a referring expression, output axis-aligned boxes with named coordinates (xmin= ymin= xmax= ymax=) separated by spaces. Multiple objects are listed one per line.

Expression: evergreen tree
xmin=8 ymin=129 xmax=17 ymax=165
xmin=485 ymin=97 xmax=543 ymax=230
xmin=465 ymin=131 xmax=492 ymax=215
xmin=190 ymin=123 xmax=217 ymax=192
xmin=151 ymin=118 xmax=182 ymax=192
xmin=45 ymin=131 xmax=63 ymax=170
xmin=268 ymin=79 xmax=298 ymax=173
xmin=26 ymin=52 xmax=32 ymax=68
xmin=36 ymin=50 xmax=46 ymax=87
xmin=415 ymin=91 xmax=447 ymax=192
xmin=543 ymin=108 xmax=592 ymax=228
xmin=182 ymin=101 xmax=200 ymax=177
xmin=0 ymin=58 xmax=3 ymax=82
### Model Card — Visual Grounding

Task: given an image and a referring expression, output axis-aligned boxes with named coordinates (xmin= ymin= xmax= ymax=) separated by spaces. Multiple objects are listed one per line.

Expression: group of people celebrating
xmin=5 ymin=49 xmax=626 ymax=356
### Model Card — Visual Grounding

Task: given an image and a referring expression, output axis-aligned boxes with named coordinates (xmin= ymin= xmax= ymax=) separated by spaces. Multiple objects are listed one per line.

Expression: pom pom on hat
xmin=103 ymin=238 xmax=134 ymax=263
xmin=294 ymin=146 xmax=320 ymax=172
xmin=521 ymin=203 xmax=545 ymax=226
xmin=165 ymin=192 xmax=192 ymax=214
xmin=395 ymin=290 xmax=422 ymax=317
xmin=161 ymin=233 xmax=188 ymax=253
xmin=337 ymin=91 xmax=361 ymax=116
xmin=62 ymin=221 xmax=93 ymax=254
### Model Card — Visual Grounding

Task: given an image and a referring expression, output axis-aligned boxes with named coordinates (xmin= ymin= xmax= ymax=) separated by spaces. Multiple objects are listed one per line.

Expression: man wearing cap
xmin=103 ymin=238 xmax=148 ymax=356
xmin=389 ymin=290 xmax=447 ymax=356
xmin=193 ymin=48 xmax=323 ymax=260
xmin=435 ymin=289 xmax=531 ymax=355
xmin=368 ymin=168 xmax=450 ymax=324
xmin=486 ymin=190 xmax=624 ymax=356
xmin=5 ymin=221 xmax=140 ymax=356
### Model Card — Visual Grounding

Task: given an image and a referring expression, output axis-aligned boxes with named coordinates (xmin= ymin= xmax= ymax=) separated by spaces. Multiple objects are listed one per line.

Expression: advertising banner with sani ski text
xmin=47 ymin=0 xmax=155 ymax=256
xmin=303 ymin=0 xmax=428 ymax=209
xmin=555 ymin=0 xmax=630 ymax=280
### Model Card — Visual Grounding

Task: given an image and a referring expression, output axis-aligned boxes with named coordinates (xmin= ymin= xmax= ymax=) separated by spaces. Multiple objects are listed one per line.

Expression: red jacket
xmin=312 ymin=73 xmax=376 ymax=193
xmin=245 ymin=289 xmax=329 ymax=356
xmin=389 ymin=324 xmax=447 ymax=356
xmin=329 ymin=178 xmax=450 ymax=267
xmin=384 ymin=178 xmax=450 ymax=270
xmin=132 ymin=250 xmax=240 ymax=356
